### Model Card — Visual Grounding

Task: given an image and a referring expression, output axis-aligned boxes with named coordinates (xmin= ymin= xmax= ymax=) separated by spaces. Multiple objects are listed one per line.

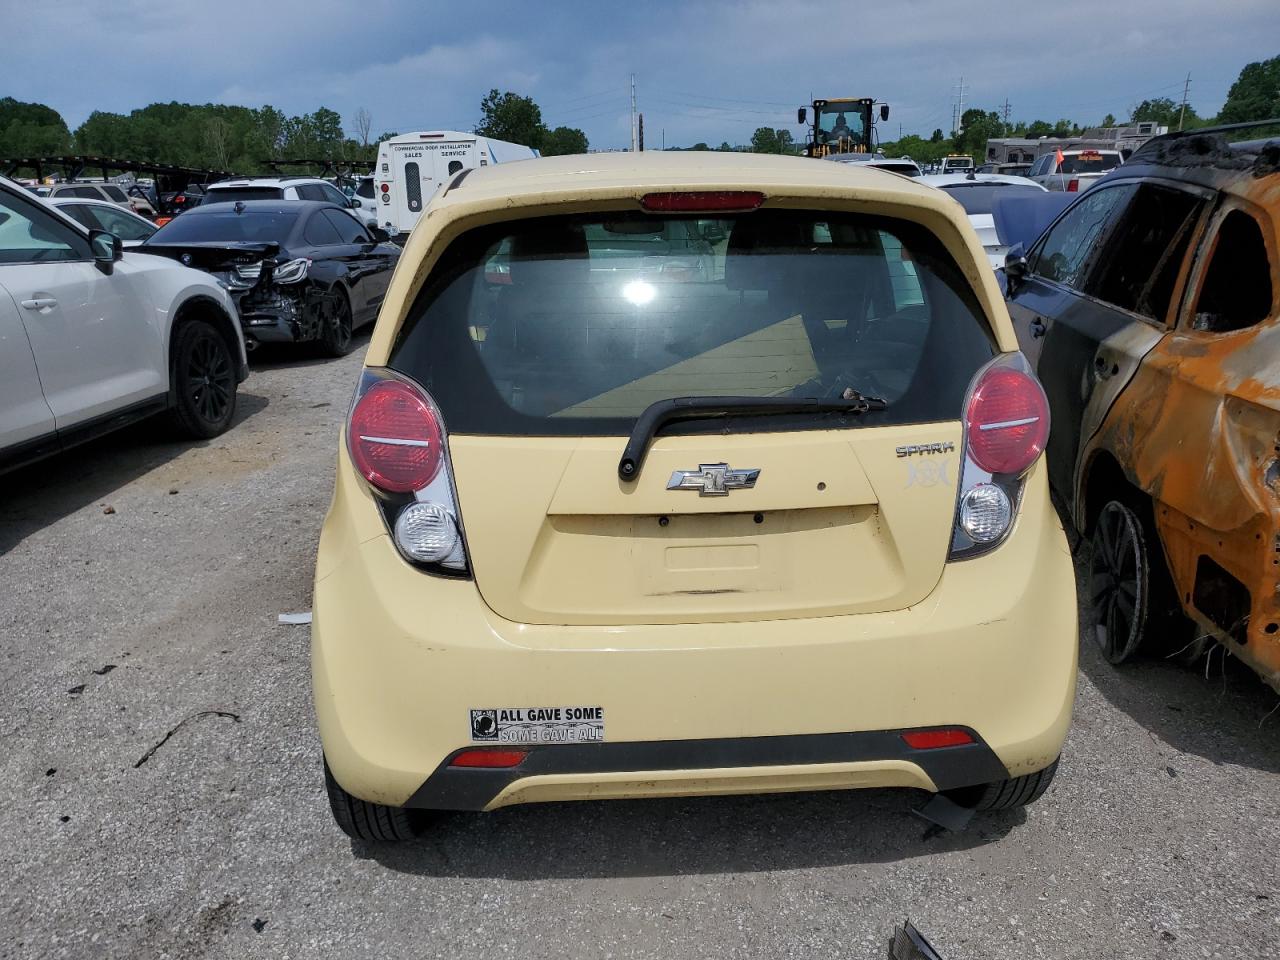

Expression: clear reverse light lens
xmin=959 ymin=484 xmax=1012 ymax=543
xmin=393 ymin=502 xmax=459 ymax=563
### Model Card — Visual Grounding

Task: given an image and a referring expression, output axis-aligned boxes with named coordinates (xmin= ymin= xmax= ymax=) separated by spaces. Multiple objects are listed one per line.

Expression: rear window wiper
xmin=618 ymin=393 xmax=888 ymax=481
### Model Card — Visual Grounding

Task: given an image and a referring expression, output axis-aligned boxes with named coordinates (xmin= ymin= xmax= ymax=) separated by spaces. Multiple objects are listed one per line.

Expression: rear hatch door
xmin=390 ymin=207 xmax=995 ymax=626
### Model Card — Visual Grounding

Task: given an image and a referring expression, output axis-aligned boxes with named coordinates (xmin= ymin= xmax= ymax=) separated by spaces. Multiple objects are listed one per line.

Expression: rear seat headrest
xmin=509 ymin=223 xmax=589 ymax=284
xmin=724 ymin=217 xmax=811 ymax=291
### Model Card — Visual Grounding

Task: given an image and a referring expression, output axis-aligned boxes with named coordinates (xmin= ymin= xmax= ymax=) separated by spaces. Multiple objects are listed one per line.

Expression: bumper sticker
xmin=470 ymin=707 xmax=604 ymax=744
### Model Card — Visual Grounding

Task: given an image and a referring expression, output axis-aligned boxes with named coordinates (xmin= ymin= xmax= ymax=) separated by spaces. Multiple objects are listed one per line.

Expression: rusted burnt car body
xmin=1003 ymin=125 xmax=1280 ymax=690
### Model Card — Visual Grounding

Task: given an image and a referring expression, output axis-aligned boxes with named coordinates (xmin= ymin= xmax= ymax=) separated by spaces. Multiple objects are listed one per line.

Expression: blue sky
xmin=7 ymin=0 xmax=1276 ymax=149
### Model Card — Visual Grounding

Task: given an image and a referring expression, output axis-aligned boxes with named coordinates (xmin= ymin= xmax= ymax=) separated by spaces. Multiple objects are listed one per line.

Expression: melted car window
xmin=1032 ymin=184 xmax=1135 ymax=289
xmin=1193 ymin=210 xmax=1274 ymax=333
xmin=1089 ymin=184 xmax=1203 ymax=322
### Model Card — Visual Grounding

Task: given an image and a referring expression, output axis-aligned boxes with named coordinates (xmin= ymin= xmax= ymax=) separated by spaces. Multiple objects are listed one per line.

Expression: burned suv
xmin=1003 ymin=123 xmax=1280 ymax=690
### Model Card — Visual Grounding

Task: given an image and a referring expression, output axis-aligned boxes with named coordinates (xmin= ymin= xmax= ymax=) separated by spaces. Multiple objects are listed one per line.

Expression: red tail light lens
xmin=641 ymin=191 xmax=765 ymax=212
xmin=449 ymin=749 xmax=528 ymax=768
xmin=380 ymin=183 xmax=389 ymax=193
xmin=348 ymin=380 xmax=443 ymax=492
xmin=1066 ymin=179 xmax=1080 ymax=192
xmin=174 ymin=194 xmax=186 ymax=203
xmin=901 ymin=728 xmax=975 ymax=750
xmin=965 ymin=367 xmax=1049 ymax=475
xmin=155 ymin=217 xmax=172 ymax=227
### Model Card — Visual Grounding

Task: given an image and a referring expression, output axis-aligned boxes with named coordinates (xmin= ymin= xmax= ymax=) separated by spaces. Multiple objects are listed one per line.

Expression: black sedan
xmin=139 ymin=200 xmax=400 ymax=355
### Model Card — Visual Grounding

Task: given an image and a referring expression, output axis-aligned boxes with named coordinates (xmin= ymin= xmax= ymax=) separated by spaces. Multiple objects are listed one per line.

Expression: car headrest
xmin=724 ymin=217 xmax=810 ymax=291
xmin=509 ymin=223 xmax=589 ymax=284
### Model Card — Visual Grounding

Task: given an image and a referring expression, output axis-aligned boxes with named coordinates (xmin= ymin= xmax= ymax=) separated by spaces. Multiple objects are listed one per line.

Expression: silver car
xmin=1028 ymin=149 xmax=1122 ymax=192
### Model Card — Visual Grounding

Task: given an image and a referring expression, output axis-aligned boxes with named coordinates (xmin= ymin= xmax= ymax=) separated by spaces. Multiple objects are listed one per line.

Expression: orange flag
xmin=1054 ymin=147 xmax=1065 ymax=165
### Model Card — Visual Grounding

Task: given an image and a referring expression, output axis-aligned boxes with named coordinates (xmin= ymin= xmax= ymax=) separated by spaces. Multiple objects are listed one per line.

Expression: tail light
xmin=155 ymin=216 xmax=172 ymax=227
xmin=347 ymin=369 xmax=469 ymax=574
xmin=948 ymin=353 xmax=1049 ymax=561
xmin=1066 ymin=179 xmax=1080 ymax=192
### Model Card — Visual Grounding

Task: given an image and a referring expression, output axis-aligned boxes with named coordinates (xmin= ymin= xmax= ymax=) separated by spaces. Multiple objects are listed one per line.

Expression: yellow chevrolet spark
xmin=313 ymin=152 xmax=1077 ymax=841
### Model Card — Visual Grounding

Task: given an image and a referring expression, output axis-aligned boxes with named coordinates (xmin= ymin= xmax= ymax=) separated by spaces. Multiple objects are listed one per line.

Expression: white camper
xmin=373 ymin=131 xmax=538 ymax=237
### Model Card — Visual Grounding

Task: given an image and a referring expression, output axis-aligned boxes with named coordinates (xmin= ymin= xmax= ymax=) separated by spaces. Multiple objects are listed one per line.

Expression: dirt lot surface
xmin=2 ymin=340 xmax=1278 ymax=960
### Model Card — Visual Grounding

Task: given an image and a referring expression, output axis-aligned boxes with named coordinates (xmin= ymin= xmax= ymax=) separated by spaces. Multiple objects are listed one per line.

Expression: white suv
xmin=0 ymin=176 xmax=247 ymax=472
xmin=201 ymin=176 xmax=369 ymax=222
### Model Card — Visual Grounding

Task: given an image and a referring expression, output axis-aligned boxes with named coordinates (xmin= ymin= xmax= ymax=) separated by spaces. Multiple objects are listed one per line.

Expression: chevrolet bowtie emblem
xmin=667 ymin=463 xmax=760 ymax=497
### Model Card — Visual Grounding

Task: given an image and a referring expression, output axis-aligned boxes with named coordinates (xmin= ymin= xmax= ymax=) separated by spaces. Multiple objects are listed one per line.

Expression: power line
xmin=647 ymin=88 xmax=797 ymax=108
xmin=648 ymin=95 xmax=795 ymax=118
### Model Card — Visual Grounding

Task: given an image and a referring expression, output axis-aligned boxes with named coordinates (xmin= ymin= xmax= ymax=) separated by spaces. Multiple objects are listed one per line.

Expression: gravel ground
xmin=2 ymin=339 xmax=1278 ymax=960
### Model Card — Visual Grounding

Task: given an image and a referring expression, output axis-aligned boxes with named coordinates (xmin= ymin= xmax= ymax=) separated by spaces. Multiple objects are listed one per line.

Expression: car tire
xmin=1089 ymin=498 xmax=1190 ymax=665
xmin=317 ymin=288 xmax=354 ymax=358
xmin=967 ymin=758 xmax=1059 ymax=811
xmin=324 ymin=760 xmax=422 ymax=842
xmin=167 ymin=319 xmax=237 ymax=439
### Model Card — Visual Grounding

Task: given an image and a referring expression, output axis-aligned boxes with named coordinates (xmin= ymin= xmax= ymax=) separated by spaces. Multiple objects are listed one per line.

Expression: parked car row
xmin=0 ymin=175 xmax=247 ymax=473
xmin=0 ymin=165 xmax=403 ymax=476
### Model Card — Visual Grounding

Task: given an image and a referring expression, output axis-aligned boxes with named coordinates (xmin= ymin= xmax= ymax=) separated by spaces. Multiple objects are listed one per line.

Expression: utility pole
xmin=630 ymin=73 xmax=638 ymax=152
xmin=1002 ymin=98 xmax=1012 ymax=136
xmin=951 ymin=76 xmax=968 ymax=137
xmin=1178 ymin=73 xmax=1191 ymax=131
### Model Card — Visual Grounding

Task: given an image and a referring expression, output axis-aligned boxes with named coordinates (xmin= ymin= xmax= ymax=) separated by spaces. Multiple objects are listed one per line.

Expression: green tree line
xmin=2 ymin=55 xmax=1274 ymax=169
xmin=0 ymin=91 xmax=591 ymax=175
xmin=878 ymin=55 xmax=1278 ymax=163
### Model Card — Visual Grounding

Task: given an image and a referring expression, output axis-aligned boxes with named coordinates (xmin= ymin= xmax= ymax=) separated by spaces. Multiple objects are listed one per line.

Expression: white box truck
xmin=373 ymin=131 xmax=538 ymax=238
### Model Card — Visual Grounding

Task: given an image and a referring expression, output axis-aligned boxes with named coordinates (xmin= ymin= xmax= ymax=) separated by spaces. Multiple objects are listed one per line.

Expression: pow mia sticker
xmin=470 ymin=707 xmax=604 ymax=744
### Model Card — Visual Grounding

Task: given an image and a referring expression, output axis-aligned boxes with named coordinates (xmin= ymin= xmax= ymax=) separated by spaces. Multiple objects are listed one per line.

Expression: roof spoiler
xmin=1131 ymin=117 xmax=1280 ymax=160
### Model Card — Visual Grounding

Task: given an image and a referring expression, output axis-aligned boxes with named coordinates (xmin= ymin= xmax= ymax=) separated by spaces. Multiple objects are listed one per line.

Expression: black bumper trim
xmin=404 ymin=727 xmax=1009 ymax=811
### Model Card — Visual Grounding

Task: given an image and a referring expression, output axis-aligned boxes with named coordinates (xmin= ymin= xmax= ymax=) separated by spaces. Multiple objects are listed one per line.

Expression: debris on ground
xmin=912 ymin=792 xmax=976 ymax=835
xmin=277 ymin=612 xmax=312 ymax=625
xmin=134 ymin=710 xmax=241 ymax=768
xmin=889 ymin=920 xmax=945 ymax=959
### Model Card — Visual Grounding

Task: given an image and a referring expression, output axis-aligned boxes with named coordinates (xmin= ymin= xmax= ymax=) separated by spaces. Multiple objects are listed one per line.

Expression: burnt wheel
xmin=168 ymin=319 xmax=237 ymax=439
xmin=1089 ymin=500 xmax=1150 ymax=664
xmin=318 ymin=289 xmax=353 ymax=358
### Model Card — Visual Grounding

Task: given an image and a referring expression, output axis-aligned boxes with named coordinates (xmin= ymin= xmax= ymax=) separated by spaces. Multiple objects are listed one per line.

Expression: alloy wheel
xmin=1089 ymin=500 xmax=1147 ymax=664
xmin=186 ymin=332 xmax=234 ymax=426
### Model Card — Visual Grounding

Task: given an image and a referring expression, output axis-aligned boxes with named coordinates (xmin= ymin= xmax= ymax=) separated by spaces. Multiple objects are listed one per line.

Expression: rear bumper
xmin=313 ymin=460 xmax=1078 ymax=810
xmin=409 ymin=729 xmax=1008 ymax=811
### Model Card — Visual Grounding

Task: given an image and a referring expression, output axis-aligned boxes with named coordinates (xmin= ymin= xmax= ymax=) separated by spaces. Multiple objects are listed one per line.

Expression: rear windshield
xmin=149 ymin=209 xmax=298 ymax=243
xmin=391 ymin=211 xmax=995 ymax=437
xmin=875 ymin=163 xmax=921 ymax=177
xmin=202 ymin=187 xmax=285 ymax=204
xmin=356 ymin=180 xmax=376 ymax=199
xmin=1059 ymin=154 xmax=1120 ymax=174
xmin=939 ymin=183 xmax=1044 ymax=215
